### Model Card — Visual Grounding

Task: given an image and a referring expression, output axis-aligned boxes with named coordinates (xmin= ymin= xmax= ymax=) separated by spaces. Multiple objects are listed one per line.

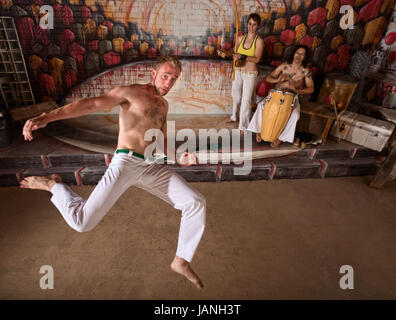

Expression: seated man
xmin=247 ymin=45 xmax=314 ymax=147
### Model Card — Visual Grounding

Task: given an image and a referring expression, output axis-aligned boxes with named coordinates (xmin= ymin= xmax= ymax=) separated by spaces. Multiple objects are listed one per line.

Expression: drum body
xmin=260 ymin=89 xmax=295 ymax=142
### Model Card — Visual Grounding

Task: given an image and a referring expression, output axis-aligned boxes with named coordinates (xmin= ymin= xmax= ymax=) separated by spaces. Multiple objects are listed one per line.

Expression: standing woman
xmin=218 ymin=13 xmax=264 ymax=133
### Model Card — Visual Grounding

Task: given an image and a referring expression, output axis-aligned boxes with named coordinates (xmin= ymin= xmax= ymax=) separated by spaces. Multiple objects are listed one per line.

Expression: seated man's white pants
xmin=49 ymin=153 xmax=206 ymax=263
xmin=231 ymin=69 xmax=258 ymax=130
xmin=247 ymin=95 xmax=300 ymax=143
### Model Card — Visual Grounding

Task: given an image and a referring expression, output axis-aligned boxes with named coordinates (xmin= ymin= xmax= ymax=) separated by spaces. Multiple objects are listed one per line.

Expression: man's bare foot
xmin=20 ymin=174 xmax=62 ymax=192
xmin=226 ymin=118 xmax=236 ymax=123
xmin=171 ymin=256 xmax=204 ymax=289
xmin=256 ymin=133 xmax=262 ymax=143
xmin=270 ymin=139 xmax=282 ymax=148
xmin=240 ymin=130 xmax=246 ymax=135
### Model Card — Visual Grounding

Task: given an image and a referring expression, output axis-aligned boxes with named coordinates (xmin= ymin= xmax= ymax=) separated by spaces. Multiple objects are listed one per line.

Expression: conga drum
xmin=260 ymin=89 xmax=295 ymax=142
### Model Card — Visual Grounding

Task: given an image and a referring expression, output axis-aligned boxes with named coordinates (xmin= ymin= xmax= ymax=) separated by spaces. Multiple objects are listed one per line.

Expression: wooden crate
xmin=10 ymin=101 xmax=58 ymax=122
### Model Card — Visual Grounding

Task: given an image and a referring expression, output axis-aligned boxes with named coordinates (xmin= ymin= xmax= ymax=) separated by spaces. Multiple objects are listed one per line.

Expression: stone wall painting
xmin=63 ymin=60 xmax=234 ymax=114
xmin=363 ymin=2 xmax=396 ymax=109
xmin=0 ymin=0 xmax=395 ymax=112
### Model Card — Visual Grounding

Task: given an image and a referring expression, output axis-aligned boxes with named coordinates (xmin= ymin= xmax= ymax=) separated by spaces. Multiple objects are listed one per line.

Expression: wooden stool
xmin=300 ymin=73 xmax=358 ymax=143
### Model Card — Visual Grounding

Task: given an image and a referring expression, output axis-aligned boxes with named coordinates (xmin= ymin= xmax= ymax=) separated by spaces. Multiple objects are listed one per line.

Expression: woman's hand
xmin=233 ymin=53 xmax=242 ymax=61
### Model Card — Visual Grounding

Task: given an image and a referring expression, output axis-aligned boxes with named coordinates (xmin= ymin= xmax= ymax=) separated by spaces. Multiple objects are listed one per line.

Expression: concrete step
xmin=0 ymin=136 xmax=387 ymax=170
xmin=0 ymin=156 xmax=383 ymax=186
xmin=0 ymin=123 xmax=387 ymax=186
xmin=317 ymin=157 xmax=382 ymax=178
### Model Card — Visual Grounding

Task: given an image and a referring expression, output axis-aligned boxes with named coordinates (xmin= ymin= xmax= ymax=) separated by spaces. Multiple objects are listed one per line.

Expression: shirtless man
xmin=248 ymin=45 xmax=314 ymax=147
xmin=20 ymin=56 xmax=206 ymax=289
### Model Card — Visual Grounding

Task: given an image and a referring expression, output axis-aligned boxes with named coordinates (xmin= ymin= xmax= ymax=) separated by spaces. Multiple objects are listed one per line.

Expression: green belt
xmin=116 ymin=149 xmax=168 ymax=161
xmin=115 ymin=149 xmax=145 ymax=160
xmin=116 ymin=143 xmax=222 ymax=162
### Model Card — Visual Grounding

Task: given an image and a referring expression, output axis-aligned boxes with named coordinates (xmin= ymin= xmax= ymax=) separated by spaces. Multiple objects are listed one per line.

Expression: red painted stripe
xmin=256 ymin=0 xmax=266 ymax=11
xmin=104 ymin=154 xmax=112 ymax=166
xmin=269 ymin=162 xmax=276 ymax=180
xmin=317 ymin=160 xmax=328 ymax=178
xmin=74 ymin=166 xmax=85 ymax=186
xmin=216 ymin=164 xmax=222 ymax=181
xmin=16 ymin=168 xmax=26 ymax=183
xmin=41 ymin=155 xmax=49 ymax=168
xmin=309 ymin=149 xmax=317 ymax=160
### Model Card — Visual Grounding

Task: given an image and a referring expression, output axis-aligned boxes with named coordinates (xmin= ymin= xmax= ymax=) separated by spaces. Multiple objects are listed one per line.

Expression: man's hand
xmin=278 ymin=72 xmax=290 ymax=83
xmin=178 ymin=152 xmax=197 ymax=166
xmin=281 ymin=86 xmax=298 ymax=94
xmin=22 ymin=112 xmax=48 ymax=141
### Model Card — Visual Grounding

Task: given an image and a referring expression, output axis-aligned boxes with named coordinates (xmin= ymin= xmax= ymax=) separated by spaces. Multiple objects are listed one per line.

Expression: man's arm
xmin=266 ymin=63 xmax=285 ymax=84
xmin=296 ymin=69 xmax=314 ymax=95
xmin=22 ymin=86 xmax=130 ymax=141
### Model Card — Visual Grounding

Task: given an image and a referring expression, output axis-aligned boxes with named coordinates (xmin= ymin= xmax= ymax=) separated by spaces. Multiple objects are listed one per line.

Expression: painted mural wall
xmin=363 ymin=4 xmax=396 ymax=108
xmin=0 ymin=0 xmax=395 ymax=112
xmin=63 ymin=60 xmax=234 ymax=114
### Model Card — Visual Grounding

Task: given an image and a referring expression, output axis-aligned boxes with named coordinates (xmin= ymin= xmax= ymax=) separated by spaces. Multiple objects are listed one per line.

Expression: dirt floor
xmin=0 ymin=176 xmax=395 ymax=300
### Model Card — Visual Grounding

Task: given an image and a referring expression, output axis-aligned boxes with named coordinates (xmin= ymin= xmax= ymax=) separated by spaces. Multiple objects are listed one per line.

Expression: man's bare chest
xmin=283 ymin=66 xmax=305 ymax=80
xmin=132 ymin=98 xmax=167 ymax=126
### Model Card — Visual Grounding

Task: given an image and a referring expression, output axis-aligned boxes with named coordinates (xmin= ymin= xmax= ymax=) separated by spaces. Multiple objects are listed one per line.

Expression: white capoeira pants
xmin=49 ymin=152 xmax=206 ymax=263
xmin=247 ymin=95 xmax=300 ymax=143
xmin=231 ymin=69 xmax=258 ymax=130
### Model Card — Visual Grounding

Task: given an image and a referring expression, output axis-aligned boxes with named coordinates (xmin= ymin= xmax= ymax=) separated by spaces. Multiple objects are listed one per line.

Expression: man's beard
xmin=153 ymin=75 xmax=167 ymax=96
xmin=153 ymin=84 xmax=161 ymax=95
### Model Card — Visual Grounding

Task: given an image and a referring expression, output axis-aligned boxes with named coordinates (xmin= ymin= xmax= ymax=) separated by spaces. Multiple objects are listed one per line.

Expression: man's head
xmin=151 ymin=55 xmax=182 ymax=96
xmin=287 ymin=45 xmax=310 ymax=67
xmin=247 ymin=13 xmax=261 ymax=34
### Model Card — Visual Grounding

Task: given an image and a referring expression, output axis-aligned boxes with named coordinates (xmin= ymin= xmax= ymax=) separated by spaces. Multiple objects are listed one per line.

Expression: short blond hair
xmin=154 ymin=55 xmax=182 ymax=72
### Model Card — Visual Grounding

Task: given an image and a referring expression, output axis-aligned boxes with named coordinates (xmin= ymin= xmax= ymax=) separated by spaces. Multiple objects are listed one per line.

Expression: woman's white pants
xmin=231 ymin=69 xmax=258 ymax=130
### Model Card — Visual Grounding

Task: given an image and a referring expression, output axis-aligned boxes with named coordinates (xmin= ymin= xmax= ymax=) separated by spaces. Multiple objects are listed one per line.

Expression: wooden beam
xmin=9 ymin=101 xmax=58 ymax=122
xmin=321 ymin=118 xmax=334 ymax=143
xmin=300 ymin=100 xmax=336 ymax=119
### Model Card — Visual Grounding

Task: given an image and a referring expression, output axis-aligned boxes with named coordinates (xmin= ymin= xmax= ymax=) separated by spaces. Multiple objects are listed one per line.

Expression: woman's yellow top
xmin=237 ymin=34 xmax=258 ymax=57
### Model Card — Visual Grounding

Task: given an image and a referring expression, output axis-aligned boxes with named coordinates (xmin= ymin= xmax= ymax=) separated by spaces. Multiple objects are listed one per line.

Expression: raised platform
xmin=0 ymin=115 xmax=387 ymax=186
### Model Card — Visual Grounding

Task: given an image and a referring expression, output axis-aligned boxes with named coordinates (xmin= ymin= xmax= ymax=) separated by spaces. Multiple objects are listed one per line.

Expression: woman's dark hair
xmin=286 ymin=45 xmax=310 ymax=67
xmin=247 ymin=13 xmax=261 ymax=26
